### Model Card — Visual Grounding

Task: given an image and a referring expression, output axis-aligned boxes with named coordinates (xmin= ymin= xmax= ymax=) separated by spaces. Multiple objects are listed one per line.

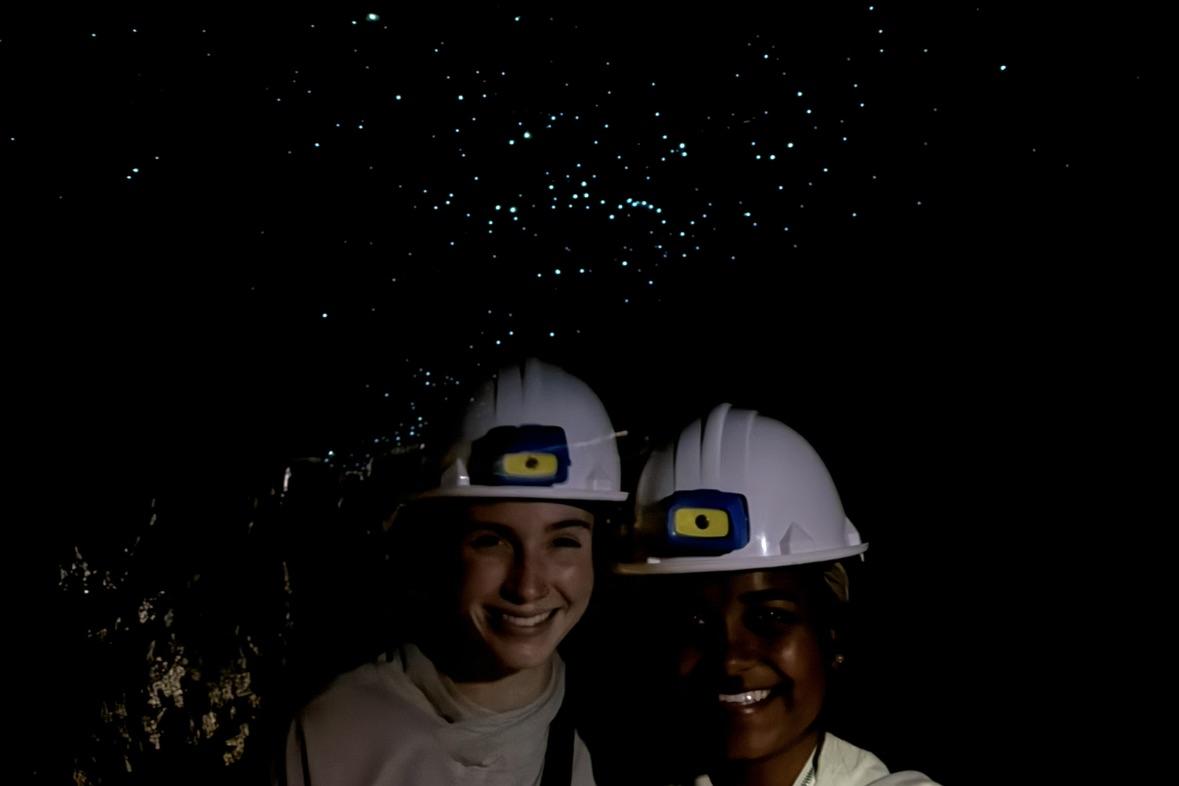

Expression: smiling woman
xmin=436 ymin=501 xmax=597 ymax=706
xmin=671 ymin=569 xmax=834 ymax=769
xmin=281 ymin=359 xmax=626 ymax=786
xmin=614 ymin=404 xmax=940 ymax=786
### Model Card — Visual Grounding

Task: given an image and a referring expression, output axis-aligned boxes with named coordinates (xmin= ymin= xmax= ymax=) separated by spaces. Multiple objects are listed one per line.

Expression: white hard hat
xmin=416 ymin=358 xmax=627 ymax=503
xmin=615 ymin=403 xmax=866 ymax=574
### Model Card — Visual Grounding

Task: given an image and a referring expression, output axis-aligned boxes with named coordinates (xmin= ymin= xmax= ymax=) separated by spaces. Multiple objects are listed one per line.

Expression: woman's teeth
xmin=718 ymin=689 xmax=772 ymax=706
xmin=499 ymin=610 xmax=556 ymax=627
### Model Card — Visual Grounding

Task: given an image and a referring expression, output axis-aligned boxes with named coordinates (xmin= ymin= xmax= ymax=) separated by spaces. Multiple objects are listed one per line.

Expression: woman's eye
xmin=751 ymin=607 xmax=798 ymax=626
xmin=553 ymin=536 xmax=583 ymax=549
xmin=676 ymin=610 xmax=710 ymax=630
xmin=469 ymin=533 xmax=503 ymax=549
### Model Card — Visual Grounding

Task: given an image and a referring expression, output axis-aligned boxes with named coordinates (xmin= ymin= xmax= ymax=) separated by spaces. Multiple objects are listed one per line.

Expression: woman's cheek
xmin=677 ymin=647 xmax=703 ymax=679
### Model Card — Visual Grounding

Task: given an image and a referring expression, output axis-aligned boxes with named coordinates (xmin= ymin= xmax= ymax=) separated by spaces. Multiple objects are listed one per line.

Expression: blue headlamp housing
xmin=468 ymin=424 xmax=571 ymax=487
xmin=645 ymin=489 xmax=751 ymax=556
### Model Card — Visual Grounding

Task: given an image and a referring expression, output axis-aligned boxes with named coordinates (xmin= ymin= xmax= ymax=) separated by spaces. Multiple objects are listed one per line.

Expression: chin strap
xmin=540 ymin=691 xmax=576 ymax=786
xmin=295 ymin=712 xmax=312 ymax=786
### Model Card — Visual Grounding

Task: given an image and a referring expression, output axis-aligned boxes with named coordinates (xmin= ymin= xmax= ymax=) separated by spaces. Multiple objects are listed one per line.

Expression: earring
xmin=832 ymin=654 xmax=846 ymax=668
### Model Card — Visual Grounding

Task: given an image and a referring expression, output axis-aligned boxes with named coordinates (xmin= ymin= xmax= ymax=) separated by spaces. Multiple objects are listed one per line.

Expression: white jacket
xmin=283 ymin=644 xmax=595 ymax=786
xmin=688 ymin=732 xmax=940 ymax=786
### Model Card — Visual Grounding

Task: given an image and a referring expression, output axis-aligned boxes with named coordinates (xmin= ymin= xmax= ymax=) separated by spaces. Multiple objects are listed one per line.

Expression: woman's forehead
xmin=674 ymin=568 xmax=807 ymax=601
xmin=463 ymin=500 xmax=595 ymax=529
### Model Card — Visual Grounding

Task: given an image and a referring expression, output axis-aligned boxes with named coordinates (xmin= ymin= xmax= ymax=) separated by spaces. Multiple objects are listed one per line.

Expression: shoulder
xmin=288 ymin=661 xmax=446 ymax=784
xmin=820 ymin=733 xmax=890 ymax=783
xmin=822 ymin=733 xmax=942 ymax=786
xmin=297 ymin=659 xmax=440 ymax=758
xmin=571 ymin=729 xmax=597 ymax=786
xmin=304 ymin=658 xmax=435 ymax=725
xmin=865 ymin=773 xmax=943 ymax=786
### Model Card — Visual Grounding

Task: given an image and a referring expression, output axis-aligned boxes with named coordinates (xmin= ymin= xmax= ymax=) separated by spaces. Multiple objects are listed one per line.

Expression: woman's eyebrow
xmin=545 ymin=519 xmax=593 ymax=532
xmin=462 ymin=521 xmax=516 ymax=537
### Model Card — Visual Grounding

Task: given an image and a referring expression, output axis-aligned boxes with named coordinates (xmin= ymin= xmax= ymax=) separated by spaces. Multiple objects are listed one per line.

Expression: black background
xmin=6 ymin=3 xmax=1161 ymax=783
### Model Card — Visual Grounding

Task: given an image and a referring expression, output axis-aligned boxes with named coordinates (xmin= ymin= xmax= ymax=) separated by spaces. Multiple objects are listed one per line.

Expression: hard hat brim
xmin=612 ymin=543 xmax=868 ymax=575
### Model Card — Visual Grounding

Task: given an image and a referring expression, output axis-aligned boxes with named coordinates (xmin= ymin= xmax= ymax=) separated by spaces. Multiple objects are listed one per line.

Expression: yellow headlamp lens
xmin=499 ymin=452 xmax=560 ymax=478
xmin=672 ymin=507 xmax=731 ymax=538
